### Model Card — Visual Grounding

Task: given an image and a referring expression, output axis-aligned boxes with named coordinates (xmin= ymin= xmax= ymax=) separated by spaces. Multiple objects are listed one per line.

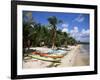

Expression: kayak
xmin=32 ymin=52 xmax=64 ymax=58
xmin=30 ymin=55 xmax=61 ymax=62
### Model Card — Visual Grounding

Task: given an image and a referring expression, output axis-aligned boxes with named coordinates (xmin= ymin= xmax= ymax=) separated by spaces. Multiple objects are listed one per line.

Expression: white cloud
xmin=70 ymin=27 xmax=89 ymax=42
xmin=81 ymin=29 xmax=89 ymax=35
xmin=62 ymin=28 xmax=68 ymax=32
xmin=61 ymin=23 xmax=69 ymax=32
xmin=61 ymin=23 xmax=90 ymax=42
xmin=62 ymin=24 xmax=68 ymax=28
xmin=70 ymin=26 xmax=79 ymax=36
xmin=73 ymin=14 xmax=85 ymax=22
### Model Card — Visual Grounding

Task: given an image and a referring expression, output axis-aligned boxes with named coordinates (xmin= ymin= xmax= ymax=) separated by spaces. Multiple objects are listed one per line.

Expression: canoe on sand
xmin=32 ymin=52 xmax=64 ymax=58
xmin=30 ymin=55 xmax=61 ymax=62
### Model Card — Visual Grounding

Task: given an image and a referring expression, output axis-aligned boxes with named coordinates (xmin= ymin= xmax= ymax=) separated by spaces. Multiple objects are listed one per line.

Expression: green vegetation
xmin=48 ymin=16 xmax=63 ymax=49
xmin=23 ymin=12 xmax=77 ymax=52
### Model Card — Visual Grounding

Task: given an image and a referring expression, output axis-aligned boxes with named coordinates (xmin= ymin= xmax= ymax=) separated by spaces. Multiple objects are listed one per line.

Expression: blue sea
xmin=79 ymin=44 xmax=90 ymax=55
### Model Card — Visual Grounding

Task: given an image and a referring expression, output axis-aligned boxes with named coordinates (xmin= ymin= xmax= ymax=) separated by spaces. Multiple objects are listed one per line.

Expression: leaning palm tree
xmin=47 ymin=16 xmax=62 ymax=49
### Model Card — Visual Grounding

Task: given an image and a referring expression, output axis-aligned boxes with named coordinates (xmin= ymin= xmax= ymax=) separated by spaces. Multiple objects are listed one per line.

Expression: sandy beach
xmin=23 ymin=44 xmax=89 ymax=69
xmin=58 ymin=45 xmax=89 ymax=67
xmin=22 ymin=11 xmax=90 ymax=69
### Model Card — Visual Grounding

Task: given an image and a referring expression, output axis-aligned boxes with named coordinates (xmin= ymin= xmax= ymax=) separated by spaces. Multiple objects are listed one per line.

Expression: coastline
xmin=58 ymin=44 xmax=89 ymax=67
xmin=23 ymin=44 xmax=89 ymax=69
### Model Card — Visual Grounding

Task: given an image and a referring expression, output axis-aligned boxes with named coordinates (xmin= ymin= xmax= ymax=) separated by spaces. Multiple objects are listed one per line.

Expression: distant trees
xmin=67 ymin=37 xmax=77 ymax=45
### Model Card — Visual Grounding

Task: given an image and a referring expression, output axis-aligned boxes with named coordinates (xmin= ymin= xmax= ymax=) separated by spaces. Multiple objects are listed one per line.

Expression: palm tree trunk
xmin=52 ymin=28 xmax=56 ymax=49
xmin=27 ymin=40 xmax=30 ymax=51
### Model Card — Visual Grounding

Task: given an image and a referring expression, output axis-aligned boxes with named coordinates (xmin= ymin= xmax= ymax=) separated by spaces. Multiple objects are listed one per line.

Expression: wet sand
xmin=58 ymin=45 xmax=89 ymax=67
xmin=73 ymin=47 xmax=89 ymax=66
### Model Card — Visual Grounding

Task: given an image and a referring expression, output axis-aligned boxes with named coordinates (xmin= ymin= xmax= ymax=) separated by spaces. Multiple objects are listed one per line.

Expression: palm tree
xmin=23 ymin=11 xmax=36 ymax=51
xmin=47 ymin=16 xmax=62 ymax=49
xmin=67 ymin=37 xmax=77 ymax=45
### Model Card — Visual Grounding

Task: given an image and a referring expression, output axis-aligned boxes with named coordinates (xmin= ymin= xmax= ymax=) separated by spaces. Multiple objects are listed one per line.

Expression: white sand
xmin=23 ymin=59 xmax=52 ymax=69
xmin=23 ymin=45 xmax=89 ymax=69
xmin=30 ymin=47 xmax=51 ymax=53
xmin=58 ymin=45 xmax=89 ymax=67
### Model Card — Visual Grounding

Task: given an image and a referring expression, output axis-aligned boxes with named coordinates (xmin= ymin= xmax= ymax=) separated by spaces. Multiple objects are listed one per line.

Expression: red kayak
xmin=32 ymin=52 xmax=64 ymax=58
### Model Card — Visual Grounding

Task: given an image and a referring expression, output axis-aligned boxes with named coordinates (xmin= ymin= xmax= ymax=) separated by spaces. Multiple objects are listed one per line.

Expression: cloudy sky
xmin=23 ymin=11 xmax=90 ymax=42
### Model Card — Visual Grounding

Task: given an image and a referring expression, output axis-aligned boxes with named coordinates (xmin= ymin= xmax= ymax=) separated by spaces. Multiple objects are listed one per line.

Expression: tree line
xmin=23 ymin=12 xmax=77 ymax=51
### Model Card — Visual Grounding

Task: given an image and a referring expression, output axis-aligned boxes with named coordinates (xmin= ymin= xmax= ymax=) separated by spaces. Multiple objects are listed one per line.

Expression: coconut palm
xmin=23 ymin=11 xmax=36 ymax=51
xmin=47 ymin=16 xmax=62 ymax=49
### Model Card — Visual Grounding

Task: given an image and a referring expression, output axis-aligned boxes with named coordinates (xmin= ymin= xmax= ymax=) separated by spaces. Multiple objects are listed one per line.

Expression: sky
xmin=23 ymin=11 xmax=90 ymax=42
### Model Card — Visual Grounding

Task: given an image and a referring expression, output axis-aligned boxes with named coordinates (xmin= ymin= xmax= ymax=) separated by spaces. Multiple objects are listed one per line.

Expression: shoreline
xmin=57 ymin=44 xmax=89 ymax=67
xmin=23 ymin=44 xmax=89 ymax=69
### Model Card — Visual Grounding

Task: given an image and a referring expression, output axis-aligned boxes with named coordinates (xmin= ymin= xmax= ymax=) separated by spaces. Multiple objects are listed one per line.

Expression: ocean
xmin=79 ymin=44 xmax=90 ymax=55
